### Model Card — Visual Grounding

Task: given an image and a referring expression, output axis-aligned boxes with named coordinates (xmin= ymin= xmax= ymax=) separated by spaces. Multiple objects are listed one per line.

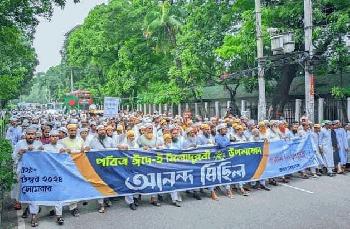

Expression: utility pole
xmin=70 ymin=68 xmax=74 ymax=93
xmin=304 ymin=0 xmax=314 ymax=122
xmin=255 ymin=0 xmax=266 ymax=121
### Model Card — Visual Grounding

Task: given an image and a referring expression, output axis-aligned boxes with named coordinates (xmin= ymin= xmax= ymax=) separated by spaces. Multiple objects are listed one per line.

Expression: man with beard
xmin=233 ymin=125 xmax=250 ymax=196
xmin=88 ymin=125 xmax=114 ymax=213
xmin=297 ymin=121 xmax=312 ymax=179
xmin=13 ymin=128 xmax=43 ymax=226
xmin=113 ymin=124 xmax=127 ymax=145
xmin=6 ymin=117 xmax=22 ymax=147
xmin=269 ymin=120 xmax=281 ymax=140
xmin=311 ymin=124 xmax=325 ymax=177
xmin=346 ymin=124 xmax=350 ymax=170
xmin=61 ymin=123 xmax=86 ymax=217
xmin=197 ymin=124 xmax=215 ymax=146
xmin=170 ymin=126 xmax=185 ymax=150
xmin=43 ymin=130 xmax=66 ymax=225
xmin=183 ymin=127 xmax=200 ymax=149
xmin=319 ymin=121 xmax=335 ymax=176
xmin=258 ymin=121 xmax=281 ymax=186
xmin=138 ymin=123 xmax=161 ymax=206
xmin=334 ymin=120 xmax=348 ymax=173
xmin=126 ymin=130 xmax=139 ymax=149
xmin=212 ymin=123 xmax=235 ymax=200
xmin=89 ymin=125 xmax=114 ymax=150
xmin=278 ymin=121 xmax=289 ymax=140
xmin=106 ymin=125 xmax=114 ymax=138
xmin=123 ymin=129 xmax=141 ymax=210
xmin=286 ymin=122 xmax=300 ymax=140
xmin=139 ymin=123 xmax=158 ymax=150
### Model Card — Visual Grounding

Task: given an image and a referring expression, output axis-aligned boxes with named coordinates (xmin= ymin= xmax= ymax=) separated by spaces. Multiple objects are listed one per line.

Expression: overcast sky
xmin=34 ymin=0 xmax=108 ymax=73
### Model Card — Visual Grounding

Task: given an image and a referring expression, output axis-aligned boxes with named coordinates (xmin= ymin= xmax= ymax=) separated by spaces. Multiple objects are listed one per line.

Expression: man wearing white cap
xmin=87 ymin=125 xmax=114 ymax=213
xmin=88 ymin=125 xmax=114 ymax=150
xmin=138 ymin=123 xmax=158 ymax=150
xmin=42 ymin=130 xmax=66 ymax=225
xmin=44 ymin=130 xmax=66 ymax=153
xmin=311 ymin=124 xmax=325 ymax=177
xmin=334 ymin=120 xmax=348 ymax=173
xmin=346 ymin=123 xmax=350 ymax=170
xmin=61 ymin=123 xmax=86 ymax=217
xmin=12 ymin=128 xmax=43 ymax=225
xmin=197 ymin=124 xmax=215 ymax=146
xmin=113 ymin=124 xmax=127 ymax=145
xmin=137 ymin=122 xmax=161 ymax=206
xmin=6 ymin=117 xmax=22 ymax=147
xmin=319 ymin=121 xmax=335 ymax=176
xmin=213 ymin=123 xmax=235 ymax=200
xmin=183 ymin=127 xmax=200 ymax=149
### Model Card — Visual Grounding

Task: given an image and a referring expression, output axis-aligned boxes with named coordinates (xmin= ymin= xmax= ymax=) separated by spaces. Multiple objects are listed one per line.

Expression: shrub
xmin=0 ymin=138 xmax=15 ymax=197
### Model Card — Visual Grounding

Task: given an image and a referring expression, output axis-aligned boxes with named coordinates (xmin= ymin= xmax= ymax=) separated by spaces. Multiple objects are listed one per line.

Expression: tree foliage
xmin=0 ymin=0 xmax=79 ymax=107
xmin=0 ymin=138 xmax=15 ymax=195
xmin=23 ymin=0 xmax=350 ymax=110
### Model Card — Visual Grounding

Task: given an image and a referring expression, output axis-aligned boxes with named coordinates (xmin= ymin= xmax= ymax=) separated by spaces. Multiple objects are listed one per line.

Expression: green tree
xmin=0 ymin=0 xmax=81 ymax=107
xmin=217 ymin=0 xmax=350 ymax=118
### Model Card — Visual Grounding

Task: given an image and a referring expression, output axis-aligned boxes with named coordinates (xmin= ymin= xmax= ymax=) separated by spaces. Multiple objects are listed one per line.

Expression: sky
xmin=33 ymin=0 xmax=108 ymax=73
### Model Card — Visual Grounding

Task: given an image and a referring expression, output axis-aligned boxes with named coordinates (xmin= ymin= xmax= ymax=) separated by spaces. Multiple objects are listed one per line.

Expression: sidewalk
xmin=1 ymin=193 xmax=18 ymax=229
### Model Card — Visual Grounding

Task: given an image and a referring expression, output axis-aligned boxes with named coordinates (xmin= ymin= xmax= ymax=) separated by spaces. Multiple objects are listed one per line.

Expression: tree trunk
xmin=271 ymin=64 xmax=298 ymax=119
xmin=339 ymin=68 xmax=349 ymax=123
xmin=224 ymin=83 xmax=240 ymax=116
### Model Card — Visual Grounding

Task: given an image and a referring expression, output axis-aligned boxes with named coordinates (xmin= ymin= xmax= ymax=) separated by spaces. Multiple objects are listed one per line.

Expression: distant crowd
xmin=6 ymin=109 xmax=350 ymax=227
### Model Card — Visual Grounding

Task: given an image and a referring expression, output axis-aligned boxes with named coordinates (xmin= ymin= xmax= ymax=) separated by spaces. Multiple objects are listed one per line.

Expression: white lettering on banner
xmin=125 ymin=170 xmax=194 ymax=191
xmin=200 ymin=162 xmax=246 ymax=186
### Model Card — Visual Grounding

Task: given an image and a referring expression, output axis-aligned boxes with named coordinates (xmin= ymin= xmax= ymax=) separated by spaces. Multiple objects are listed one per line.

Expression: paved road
xmin=2 ymin=174 xmax=350 ymax=229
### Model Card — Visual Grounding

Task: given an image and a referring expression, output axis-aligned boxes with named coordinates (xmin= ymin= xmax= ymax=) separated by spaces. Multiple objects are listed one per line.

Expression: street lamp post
xmin=304 ymin=0 xmax=314 ymax=122
xmin=255 ymin=0 xmax=266 ymax=121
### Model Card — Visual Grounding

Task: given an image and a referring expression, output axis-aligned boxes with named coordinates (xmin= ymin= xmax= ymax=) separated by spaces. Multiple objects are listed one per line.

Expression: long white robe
xmin=319 ymin=128 xmax=334 ymax=169
xmin=335 ymin=128 xmax=349 ymax=165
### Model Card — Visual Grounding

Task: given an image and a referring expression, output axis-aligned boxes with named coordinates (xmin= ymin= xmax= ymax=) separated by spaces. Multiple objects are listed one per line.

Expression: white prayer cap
xmin=58 ymin=127 xmax=68 ymax=134
xmin=25 ymin=127 xmax=37 ymax=134
xmin=216 ymin=123 xmax=227 ymax=131
xmin=144 ymin=123 xmax=153 ymax=128
xmin=49 ymin=130 xmax=60 ymax=136
xmin=80 ymin=127 xmax=89 ymax=133
xmin=96 ymin=125 xmax=105 ymax=130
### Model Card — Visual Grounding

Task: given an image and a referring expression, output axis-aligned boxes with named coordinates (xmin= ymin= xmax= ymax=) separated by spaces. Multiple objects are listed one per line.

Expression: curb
xmin=0 ymin=198 xmax=3 ymax=227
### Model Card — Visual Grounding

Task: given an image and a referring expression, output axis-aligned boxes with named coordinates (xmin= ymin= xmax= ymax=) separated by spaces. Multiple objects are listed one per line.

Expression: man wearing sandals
xmin=13 ymin=127 xmax=43 ymax=227
xmin=43 ymin=130 xmax=66 ymax=225
xmin=213 ymin=123 xmax=235 ymax=200
xmin=87 ymin=125 xmax=114 ymax=213
xmin=61 ymin=123 xmax=87 ymax=217
xmin=319 ymin=121 xmax=336 ymax=176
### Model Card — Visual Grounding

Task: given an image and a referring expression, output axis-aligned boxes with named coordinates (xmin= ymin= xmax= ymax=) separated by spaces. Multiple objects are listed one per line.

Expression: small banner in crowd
xmin=19 ymin=135 xmax=317 ymax=205
xmin=103 ymin=97 xmax=120 ymax=118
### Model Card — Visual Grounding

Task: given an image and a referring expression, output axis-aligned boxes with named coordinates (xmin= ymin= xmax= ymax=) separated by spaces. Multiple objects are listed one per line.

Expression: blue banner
xmin=19 ymin=135 xmax=317 ymax=205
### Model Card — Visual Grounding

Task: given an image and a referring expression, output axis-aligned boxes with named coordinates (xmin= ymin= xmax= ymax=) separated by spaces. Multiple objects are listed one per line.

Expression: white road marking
xmin=17 ymin=209 xmax=26 ymax=229
xmin=280 ymin=183 xmax=314 ymax=194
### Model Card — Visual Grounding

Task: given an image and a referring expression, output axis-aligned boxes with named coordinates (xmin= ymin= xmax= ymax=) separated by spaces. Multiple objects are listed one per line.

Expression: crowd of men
xmin=6 ymin=108 xmax=350 ymax=227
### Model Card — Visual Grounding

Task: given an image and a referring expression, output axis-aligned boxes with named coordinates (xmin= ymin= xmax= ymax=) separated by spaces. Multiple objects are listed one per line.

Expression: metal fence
xmin=126 ymin=98 xmax=349 ymax=124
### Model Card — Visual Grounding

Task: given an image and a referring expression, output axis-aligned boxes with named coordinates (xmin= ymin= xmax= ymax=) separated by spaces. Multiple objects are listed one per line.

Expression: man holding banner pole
xmin=61 ymin=123 xmax=86 ymax=217
xmin=87 ymin=125 xmax=114 ymax=213
xmin=43 ymin=130 xmax=67 ymax=225
xmin=13 ymin=127 xmax=43 ymax=227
